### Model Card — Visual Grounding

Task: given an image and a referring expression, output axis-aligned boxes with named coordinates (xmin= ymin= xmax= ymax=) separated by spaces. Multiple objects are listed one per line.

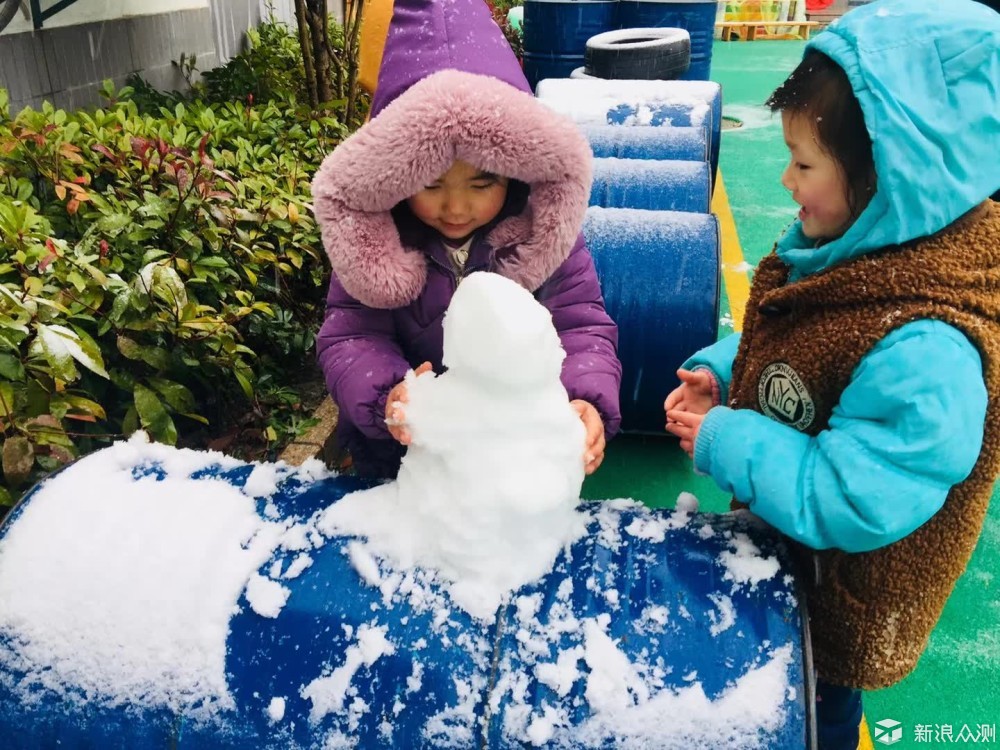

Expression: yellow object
xmin=859 ymin=715 xmax=875 ymax=750
xmin=725 ymin=0 xmax=783 ymax=22
xmin=711 ymin=171 xmax=751 ymax=332
xmin=358 ymin=0 xmax=395 ymax=95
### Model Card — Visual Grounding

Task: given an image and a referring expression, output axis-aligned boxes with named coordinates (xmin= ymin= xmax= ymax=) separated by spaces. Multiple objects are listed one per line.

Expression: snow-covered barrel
xmin=0 ymin=442 xmax=809 ymax=749
xmin=590 ymin=157 xmax=710 ymax=212
xmin=536 ymin=78 xmax=722 ymax=187
xmin=583 ymin=206 xmax=720 ymax=433
xmin=583 ymin=123 xmax=709 ymax=162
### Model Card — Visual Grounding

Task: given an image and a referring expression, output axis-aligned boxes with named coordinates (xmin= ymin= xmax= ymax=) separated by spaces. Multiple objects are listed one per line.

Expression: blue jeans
xmin=817 ymin=680 xmax=863 ymax=750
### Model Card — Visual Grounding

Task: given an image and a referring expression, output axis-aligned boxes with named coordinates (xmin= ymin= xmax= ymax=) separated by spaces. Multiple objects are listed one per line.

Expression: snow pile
xmin=536 ymin=78 xmax=718 ymax=128
xmin=0 ymin=433 xmax=297 ymax=715
xmin=319 ymin=272 xmax=588 ymax=620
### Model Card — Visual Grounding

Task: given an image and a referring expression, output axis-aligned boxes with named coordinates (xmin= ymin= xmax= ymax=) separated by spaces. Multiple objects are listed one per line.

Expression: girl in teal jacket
xmin=665 ymin=1 xmax=1000 ymax=747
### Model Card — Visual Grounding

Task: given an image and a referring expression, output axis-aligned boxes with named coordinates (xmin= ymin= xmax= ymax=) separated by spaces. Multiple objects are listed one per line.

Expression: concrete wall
xmin=0 ymin=0 xmax=313 ymax=112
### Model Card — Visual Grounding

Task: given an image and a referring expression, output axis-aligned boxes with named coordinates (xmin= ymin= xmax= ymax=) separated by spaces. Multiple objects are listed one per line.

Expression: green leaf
xmin=233 ymin=367 xmax=254 ymax=400
xmin=24 ymin=415 xmax=74 ymax=448
xmin=140 ymin=345 xmax=170 ymax=370
xmin=0 ymin=354 xmax=24 ymax=381
xmin=33 ymin=324 xmax=80 ymax=383
xmin=134 ymin=383 xmax=177 ymax=445
xmin=95 ymin=212 xmax=132 ymax=236
xmin=122 ymin=405 xmax=139 ymax=436
xmin=0 ymin=381 xmax=15 ymax=419
xmin=2 ymin=436 xmax=34 ymax=488
xmin=194 ymin=256 xmax=230 ymax=268
xmin=36 ymin=324 xmax=109 ymax=379
xmin=0 ymin=485 xmax=13 ymax=507
xmin=148 ymin=377 xmax=196 ymax=413
xmin=135 ymin=263 xmax=188 ymax=312
xmin=62 ymin=394 xmax=107 ymax=421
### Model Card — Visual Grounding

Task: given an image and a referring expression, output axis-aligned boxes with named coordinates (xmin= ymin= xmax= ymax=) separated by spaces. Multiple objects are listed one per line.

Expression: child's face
xmin=407 ymin=160 xmax=510 ymax=242
xmin=780 ymin=112 xmax=853 ymax=242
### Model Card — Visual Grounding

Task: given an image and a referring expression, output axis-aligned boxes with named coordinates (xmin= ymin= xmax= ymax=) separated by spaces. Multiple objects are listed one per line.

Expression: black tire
xmin=0 ymin=0 xmax=20 ymax=33
xmin=570 ymin=66 xmax=599 ymax=80
xmin=585 ymin=27 xmax=690 ymax=81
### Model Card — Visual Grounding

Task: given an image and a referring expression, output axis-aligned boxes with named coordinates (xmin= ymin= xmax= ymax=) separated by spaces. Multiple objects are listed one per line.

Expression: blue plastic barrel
xmin=0 ymin=448 xmax=809 ymax=748
xmin=591 ymin=157 xmax=710 ymax=212
xmin=583 ymin=206 xmax=720 ymax=433
xmin=522 ymin=0 xmax=618 ymax=90
xmin=615 ymin=0 xmax=717 ymax=80
xmin=583 ymin=124 xmax=709 ymax=161
xmin=534 ymin=78 xmax=723 ymax=187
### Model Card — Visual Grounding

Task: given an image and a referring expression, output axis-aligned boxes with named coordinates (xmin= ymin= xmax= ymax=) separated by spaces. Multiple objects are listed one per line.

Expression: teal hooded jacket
xmin=687 ymin=0 xmax=1000 ymax=553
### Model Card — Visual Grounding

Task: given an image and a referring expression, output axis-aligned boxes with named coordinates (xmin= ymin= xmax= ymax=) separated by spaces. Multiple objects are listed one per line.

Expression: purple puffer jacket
xmin=311 ymin=0 xmax=621 ymax=477
xmin=317 ymin=230 xmax=622 ymax=477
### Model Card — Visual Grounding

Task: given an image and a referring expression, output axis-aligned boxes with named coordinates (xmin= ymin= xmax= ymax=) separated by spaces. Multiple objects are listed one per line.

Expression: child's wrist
xmin=697 ymin=368 xmax=722 ymax=406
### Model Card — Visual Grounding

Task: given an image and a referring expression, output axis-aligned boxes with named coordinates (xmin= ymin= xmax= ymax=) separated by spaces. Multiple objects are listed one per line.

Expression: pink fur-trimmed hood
xmin=311 ymin=70 xmax=593 ymax=309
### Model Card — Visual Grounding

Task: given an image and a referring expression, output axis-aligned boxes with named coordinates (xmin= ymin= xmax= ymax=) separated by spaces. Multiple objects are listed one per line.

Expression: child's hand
xmin=385 ymin=362 xmax=433 ymax=445
xmin=664 ymin=408 xmax=705 ymax=459
xmin=663 ymin=368 xmax=717 ymax=426
xmin=571 ymin=400 xmax=605 ymax=475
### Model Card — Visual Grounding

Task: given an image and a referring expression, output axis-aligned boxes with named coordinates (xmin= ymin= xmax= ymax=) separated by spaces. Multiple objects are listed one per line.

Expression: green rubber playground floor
xmin=582 ymin=40 xmax=1000 ymax=746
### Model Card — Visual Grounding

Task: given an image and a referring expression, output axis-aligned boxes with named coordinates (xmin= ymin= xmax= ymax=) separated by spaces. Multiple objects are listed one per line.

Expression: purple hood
xmin=311 ymin=0 xmax=593 ymax=310
xmin=371 ymin=0 xmax=531 ymax=117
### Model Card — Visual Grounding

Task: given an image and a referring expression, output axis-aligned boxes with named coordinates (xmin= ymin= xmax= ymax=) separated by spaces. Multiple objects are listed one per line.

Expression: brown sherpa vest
xmin=728 ymin=201 xmax=1000 ymax=689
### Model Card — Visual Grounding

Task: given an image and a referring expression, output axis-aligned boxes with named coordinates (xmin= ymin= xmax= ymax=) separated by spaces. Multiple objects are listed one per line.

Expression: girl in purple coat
xmin=311 ymin=0 xmax=622 ymax=479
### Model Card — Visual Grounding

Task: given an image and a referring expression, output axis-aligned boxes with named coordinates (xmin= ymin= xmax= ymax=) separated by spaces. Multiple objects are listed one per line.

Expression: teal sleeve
xmin=682 ymin=333 xmax=741 ymax=406
xmin=693 ymin=321 xmax=986 ymax=552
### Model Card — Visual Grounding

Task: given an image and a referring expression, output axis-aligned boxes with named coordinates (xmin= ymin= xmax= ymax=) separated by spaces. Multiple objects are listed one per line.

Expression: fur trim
xmin=311 ymin=70 xmax=593 ymax=309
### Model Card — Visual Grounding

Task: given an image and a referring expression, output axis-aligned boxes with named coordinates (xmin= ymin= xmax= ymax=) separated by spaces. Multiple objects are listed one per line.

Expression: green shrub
xmin=125 ymin=11 xmax=368 ymax=132
xmin=0 ymin=84 xmax=346 ymax=505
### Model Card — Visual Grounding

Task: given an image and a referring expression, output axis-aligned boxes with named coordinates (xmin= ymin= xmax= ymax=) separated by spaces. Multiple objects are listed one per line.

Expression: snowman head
xmin=442 ymin=272 xmax=565 ymax=388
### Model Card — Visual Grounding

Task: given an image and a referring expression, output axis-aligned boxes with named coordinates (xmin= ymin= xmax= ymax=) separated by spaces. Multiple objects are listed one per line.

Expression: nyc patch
xmin=758 ymin=362 xmax=815 ymax=430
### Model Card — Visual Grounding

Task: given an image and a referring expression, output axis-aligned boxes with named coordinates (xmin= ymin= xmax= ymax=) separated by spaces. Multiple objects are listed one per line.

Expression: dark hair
xmin=390 ymin=178 xmax=531 ymax=247
xmin=766 ymin=50 xmax=877 ymax=221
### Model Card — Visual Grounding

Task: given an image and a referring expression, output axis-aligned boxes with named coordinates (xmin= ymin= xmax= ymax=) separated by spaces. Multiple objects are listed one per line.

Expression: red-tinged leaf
xmin=59 ymin=143 xmax=84 ymax=163
xmin=198 ymin=132 xmax=210 ymax=161
xmin=2 ymin=436 xmax=34 ymax=487
xmin=130 ymin=137 xmax=151 ymax=157
xmin=42 ymin=123 xmax=57 ymax=134
xmin=38 ymin=251 xmax=57 ymax=271
xmin=209 ymin=190 xmax=233 ymax=201
xmin=92 ymin=143 xmax=116 ymax=159
xmin=157 ymin=139 xmax=168 ymax=157
xmin=100 ymin=239 xmax=109 ymax=258
xmin=66 ymin=198 xmax=80 ymax=215
xmin=45 ymin=237 xmax=59 ymax=254
xmin=64 ymin=413 xmax=97 ymax=422
xmin=73 ymin=174 xmax=90 ymax=185
xmin=48 ymin=445 xmax=75 ymax=465
xmin=207 ymin=429 xmax=238 ymax=453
